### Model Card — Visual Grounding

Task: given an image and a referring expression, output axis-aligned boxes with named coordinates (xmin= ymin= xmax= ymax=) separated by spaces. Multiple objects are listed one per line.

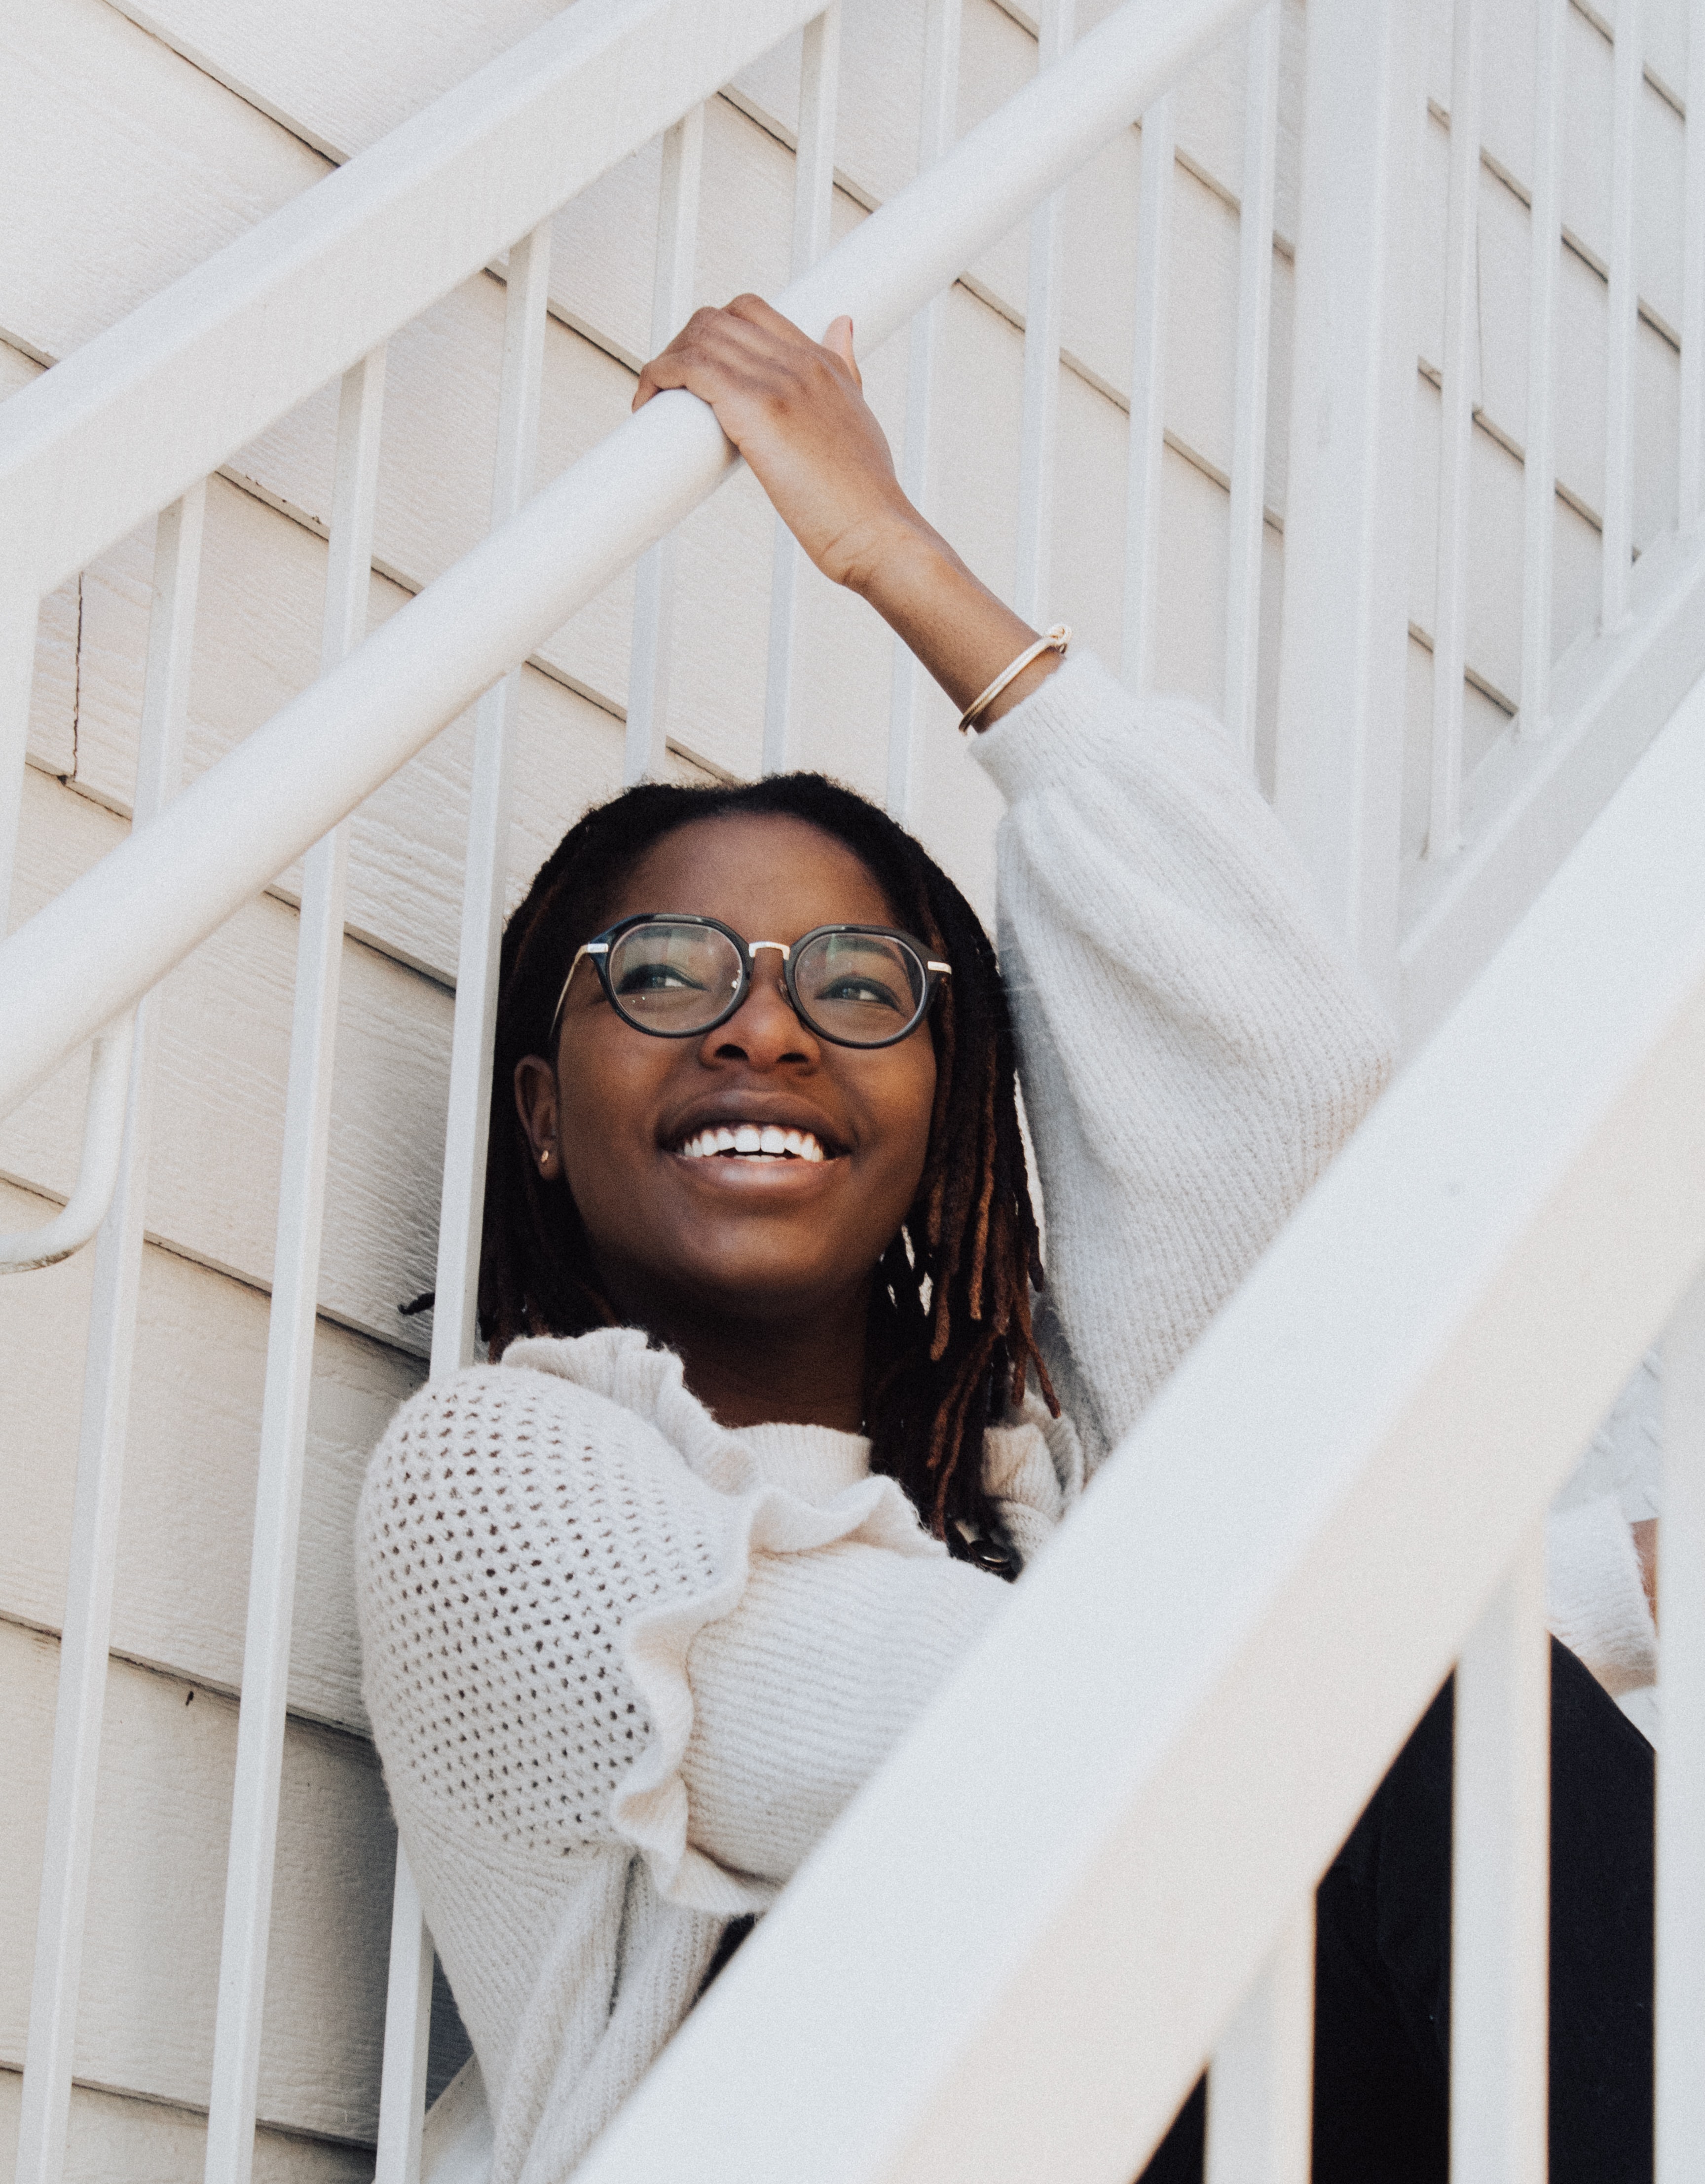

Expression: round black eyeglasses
xmin=548 ymin=914 xmax=952 ymax=1051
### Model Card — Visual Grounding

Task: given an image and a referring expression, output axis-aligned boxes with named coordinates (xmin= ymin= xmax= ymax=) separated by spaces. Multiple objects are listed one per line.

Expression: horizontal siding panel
xmin=0 ymin=1177 xmax=413 ymax=1732
xmin=63 ymin=475 xmax=633 ymax=983
xmin=0 ymin=0 xmax=327 ymax=363
xmin=0 ymin=1623 xmax=393 ymax=2139
xmin=0 ymin=2068 xmax=373 ymax=2183
xmin=1 ymin=770 xmax=450 ymax=1353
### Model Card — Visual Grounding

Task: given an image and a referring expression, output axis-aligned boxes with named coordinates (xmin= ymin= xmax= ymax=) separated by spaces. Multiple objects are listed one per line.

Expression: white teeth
xmin=676 ymin=1125 xmax=830 ymax=1162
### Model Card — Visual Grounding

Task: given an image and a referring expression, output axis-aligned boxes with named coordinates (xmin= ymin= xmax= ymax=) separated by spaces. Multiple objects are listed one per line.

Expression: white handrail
xmin=0 ymin=1014 xmax=136 ymax=1273
xmin=0 ymin=0 xmax=1261 ymax=1125
xmin=0 ymin=0 xmax=828 ymax=608
xmin=565 ymin=660 xmax=1705 ymax=2184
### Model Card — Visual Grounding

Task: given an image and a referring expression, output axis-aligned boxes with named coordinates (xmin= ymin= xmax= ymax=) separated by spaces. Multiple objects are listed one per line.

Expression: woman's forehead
xmin=608 ymin=813 xmax=900 ymax=933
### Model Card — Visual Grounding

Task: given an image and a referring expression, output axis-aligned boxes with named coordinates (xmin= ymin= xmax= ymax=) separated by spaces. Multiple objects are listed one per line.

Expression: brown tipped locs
xmin=478 ymin=770 xmax=1055 ymax=1565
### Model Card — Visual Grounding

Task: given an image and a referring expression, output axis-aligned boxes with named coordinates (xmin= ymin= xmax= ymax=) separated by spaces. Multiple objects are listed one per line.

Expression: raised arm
xmin=637 ymin=298 xmax=1396 ymax=1462
xmin=632 ymin=294 xmax=1064 ymax=724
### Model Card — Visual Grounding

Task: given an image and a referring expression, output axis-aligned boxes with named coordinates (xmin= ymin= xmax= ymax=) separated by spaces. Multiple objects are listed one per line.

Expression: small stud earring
xmin=539 ymin=1147 xmax=553 ymax=1173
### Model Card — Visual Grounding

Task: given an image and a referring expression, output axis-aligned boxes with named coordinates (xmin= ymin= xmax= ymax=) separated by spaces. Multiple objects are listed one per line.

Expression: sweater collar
xmin=497 ymin=1326 xmax=873 ymax=1504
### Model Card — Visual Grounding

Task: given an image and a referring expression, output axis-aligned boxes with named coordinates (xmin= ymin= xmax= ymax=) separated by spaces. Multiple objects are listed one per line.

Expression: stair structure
xmin=1 ymin=0 xmax=1703 ymax=2177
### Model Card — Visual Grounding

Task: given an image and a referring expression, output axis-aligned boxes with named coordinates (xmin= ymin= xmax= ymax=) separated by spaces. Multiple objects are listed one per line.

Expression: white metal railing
xmin=567 ymin=661 xmax=1705 ymax=2184
xmin=3 ymin=0 xmax=1705 ymax=2177
xmin=1404 ymin=0 xmax=1705 ymax=1041
xmin=0 ymin=1 xmax=1266 ymax=2177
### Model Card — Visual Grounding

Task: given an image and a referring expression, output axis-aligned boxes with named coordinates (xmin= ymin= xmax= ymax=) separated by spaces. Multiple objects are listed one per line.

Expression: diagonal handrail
xmin=565 ymin=665 xmax=1705 ymax=2184
xmin=0 ymin=0 xmax=1258 ymax=1122
xmin=0 ymin=0 xmax=824 ymax=606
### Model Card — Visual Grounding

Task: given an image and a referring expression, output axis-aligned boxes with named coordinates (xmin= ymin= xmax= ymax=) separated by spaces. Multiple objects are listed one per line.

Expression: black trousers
xmin=1139 ymin=1640 xmax=1655 ymax=2184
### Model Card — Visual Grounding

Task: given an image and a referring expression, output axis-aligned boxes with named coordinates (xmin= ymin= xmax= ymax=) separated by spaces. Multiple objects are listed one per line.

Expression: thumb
xmin=824 ymin=314 xmax=861 ymax=386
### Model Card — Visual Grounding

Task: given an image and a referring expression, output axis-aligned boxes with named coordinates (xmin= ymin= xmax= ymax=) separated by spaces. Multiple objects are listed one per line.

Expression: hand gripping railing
xmin=0 ymin=0 xmax=840 ymax=1278
xmin=0 ymin=4 xmax=1274 ymax=2179
xmin=562 ymin=657 xmax=1705 ymax=2184
xmin=0 ymin=0 xmax=1260 ymax=1126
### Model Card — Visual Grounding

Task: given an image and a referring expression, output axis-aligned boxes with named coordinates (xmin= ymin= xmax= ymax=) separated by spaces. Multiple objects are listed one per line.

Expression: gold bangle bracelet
xmin=957 ymin=624 xmax=1072 ymax=734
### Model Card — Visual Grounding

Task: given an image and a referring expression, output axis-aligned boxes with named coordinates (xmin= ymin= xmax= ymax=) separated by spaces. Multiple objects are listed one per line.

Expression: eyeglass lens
xmin=602 ymin=922 xmax=927 ymax=1046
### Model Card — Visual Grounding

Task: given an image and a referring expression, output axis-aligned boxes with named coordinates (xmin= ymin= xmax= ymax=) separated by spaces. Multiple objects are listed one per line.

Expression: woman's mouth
xmin=675 ymin=1124 xmax=830 ymax=1164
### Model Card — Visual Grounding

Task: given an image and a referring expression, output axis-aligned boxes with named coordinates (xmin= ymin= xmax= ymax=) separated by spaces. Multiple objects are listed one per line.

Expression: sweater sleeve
xmin=679 ymin=1544 xmax=1001 ymax=1884
xmin=356 ymin=1357 xmax=1003 ymax=1919
xmin=1546 ymin=1495 xmax=1658 ymax=1696
xmin=971 ymin=652 xmax=1397 ymax=1463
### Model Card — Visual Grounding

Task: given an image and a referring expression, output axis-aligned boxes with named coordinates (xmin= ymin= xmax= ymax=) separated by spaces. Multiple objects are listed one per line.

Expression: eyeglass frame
xmin=547 ymin=912 xmax=953 ymax=1051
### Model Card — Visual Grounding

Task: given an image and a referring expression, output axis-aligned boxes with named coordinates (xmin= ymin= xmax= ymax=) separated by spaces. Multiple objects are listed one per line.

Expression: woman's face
xmin=515 ymin=814 xmax=938 ymax=1333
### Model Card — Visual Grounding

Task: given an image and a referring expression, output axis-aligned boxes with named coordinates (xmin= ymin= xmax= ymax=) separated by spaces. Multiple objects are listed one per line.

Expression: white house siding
xmin=0 ymin=0 xmax=1693 ymax=2171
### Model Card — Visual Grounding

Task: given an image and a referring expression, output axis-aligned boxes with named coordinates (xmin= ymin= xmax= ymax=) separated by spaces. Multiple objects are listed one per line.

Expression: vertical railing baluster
xmin=1223 ymin=3 xmax=1280 ymax=767
xmin=0 ymin=593 xmax=41 ymax=927
xmin=886 ymin=0 xmax=963 ymax=823
xmin=625 ymin=107 xmax=706 ymax=787
xmin=1450 ymin=1530 xmax=1549 ymax=2184
xmin=1427 ymin=0 xmax=1482 ymax=862
xmin=1657 ymin=1273 xmax=1705 ymax=2184
xmin=1122 ymin=89 xmax=1175 ymax=695
xmin=374 ymin=1848 xmax=436 ymax=2184
xmin=1014 ymin=0 xmax=1075 ymax=629
xmin=367 ymin=220 xmax=556 ymax=2184
xmin=1520 ymin=0 xmax=1566 ymax=740
xmin=202 ymin=349 xmax=387 ymax=2184
xmin=14 ymin=484 xmax=207 ymax=2184
xmin=763 ymin=3 xmax=843 ymax=776
xmin=1679 ymin=0 xmax=1705 ymax=530
xmin=1205 ymin=1901 xmax=1313 ymax=2184
xmin=430 ymin=221 xmax=553 ymax=1381
xmin=1603 ymin=0 xmax=1642 ymax=632
xmin=1272 ymin=0 xmax=1422 ymax=1002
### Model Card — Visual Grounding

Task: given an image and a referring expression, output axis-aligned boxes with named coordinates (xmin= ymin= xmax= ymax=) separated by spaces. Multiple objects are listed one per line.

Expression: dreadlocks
xmin=478 ymin=770 xmax=1055 ymax=1563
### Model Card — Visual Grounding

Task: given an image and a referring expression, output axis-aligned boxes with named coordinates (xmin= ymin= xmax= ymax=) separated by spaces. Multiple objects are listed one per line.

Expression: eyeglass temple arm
xmin=548 ymin=941 xmax=609 ymax=1041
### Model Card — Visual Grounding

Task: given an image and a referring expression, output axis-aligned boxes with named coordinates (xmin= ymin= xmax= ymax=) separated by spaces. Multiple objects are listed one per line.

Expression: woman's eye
xmin=616 ymin=961 xmax=705 ymax=993
xmin=816 ymin=975 xmax=905 ymax=1010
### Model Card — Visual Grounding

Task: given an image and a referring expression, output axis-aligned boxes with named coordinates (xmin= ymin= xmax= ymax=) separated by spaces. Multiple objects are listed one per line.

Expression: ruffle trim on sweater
xmin=500 ymin=1327 xmax=943 ymax=1915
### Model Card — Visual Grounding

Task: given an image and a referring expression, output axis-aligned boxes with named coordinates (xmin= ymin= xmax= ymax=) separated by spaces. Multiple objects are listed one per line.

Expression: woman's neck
xmin=598 ymin=1274 xmax=872 ymax=1433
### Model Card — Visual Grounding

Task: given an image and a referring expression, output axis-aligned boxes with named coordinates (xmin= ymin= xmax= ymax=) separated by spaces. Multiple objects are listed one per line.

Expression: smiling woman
xmin=354 ymin=299 xmax=1659 ymax=2184
xmin=481 ymin=780 xmax=1046 ymax=1558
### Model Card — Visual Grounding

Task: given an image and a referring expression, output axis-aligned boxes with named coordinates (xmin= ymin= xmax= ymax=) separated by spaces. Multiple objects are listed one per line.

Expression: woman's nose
xmin=705 ymin=970 xmax=815 ymax=1066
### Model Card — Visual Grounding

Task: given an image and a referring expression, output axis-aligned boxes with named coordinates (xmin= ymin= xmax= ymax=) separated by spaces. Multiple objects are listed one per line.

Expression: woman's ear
xmin=513 ymin=1054 xmax=562 ymax=1180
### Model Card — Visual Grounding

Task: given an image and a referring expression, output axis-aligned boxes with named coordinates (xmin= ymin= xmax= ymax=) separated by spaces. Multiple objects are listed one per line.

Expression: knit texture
xmin=1546 ymin=1494 xmax=1658 ymax=1695
xmin=356 ymin=651 xmax=1643 ymax=2180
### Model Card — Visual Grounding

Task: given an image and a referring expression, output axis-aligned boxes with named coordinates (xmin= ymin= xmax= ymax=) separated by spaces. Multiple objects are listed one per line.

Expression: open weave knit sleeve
xmin=971 ymin=653 xmax=1653 ymax=1698
xmin=972 ymin=652 xmax=1397 ymax=1463
xmin=357 ymin=1343 xmax=1001 ymax=1918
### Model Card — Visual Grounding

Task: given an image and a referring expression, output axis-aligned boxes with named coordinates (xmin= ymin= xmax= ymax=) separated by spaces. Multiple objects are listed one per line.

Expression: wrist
xmin=837 ymin=504 xmax=958 ymax=608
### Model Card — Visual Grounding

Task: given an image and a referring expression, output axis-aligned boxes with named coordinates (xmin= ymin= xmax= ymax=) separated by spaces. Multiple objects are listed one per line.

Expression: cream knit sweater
xmin=356 ymin=654 xmax=1654 ymax=2183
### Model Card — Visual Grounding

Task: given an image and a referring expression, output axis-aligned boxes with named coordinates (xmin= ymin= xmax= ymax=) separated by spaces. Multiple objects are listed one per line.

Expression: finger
xmin=723 ymin=293 xmax=815 ymax=346
xmin=824 ymin=315 xmax=861 ymax=389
